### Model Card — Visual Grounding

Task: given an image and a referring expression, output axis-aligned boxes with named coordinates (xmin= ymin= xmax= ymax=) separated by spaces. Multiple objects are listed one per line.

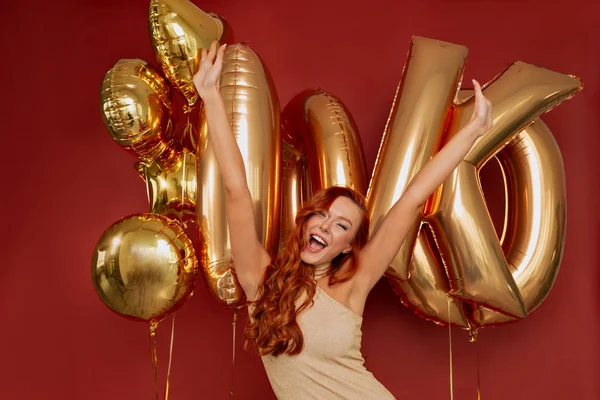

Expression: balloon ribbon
xmin=468 ymin=327 xmax=481 ymax=399
xmin=150 ymin=320 xmax=160 ymax=400
xmin=447 ymin=297 xmax=454 ymax=400
xmin=148 ymin=315 xmax=176 ymax=400
xmin=182 ymin=104 xmax=197 ymax=152
xmin=230 ymin=309 xmax=238 ymax=399
xmin=164 ymin=314 xmax=176 ymax=400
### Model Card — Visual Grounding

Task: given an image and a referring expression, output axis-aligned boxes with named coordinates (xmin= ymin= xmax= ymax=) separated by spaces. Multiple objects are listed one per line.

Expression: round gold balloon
xmin=136 ymin=150 xmax=197 ymax=226
xmin=91 ymin=213 xmax=198 ymax=322
xmin=196 ymin=44 xmax=280 ymax=306
xmin=149 ymin=0 xmax=233 ymax=108
xmin=100 ymin=58 xmax=177 ymax=165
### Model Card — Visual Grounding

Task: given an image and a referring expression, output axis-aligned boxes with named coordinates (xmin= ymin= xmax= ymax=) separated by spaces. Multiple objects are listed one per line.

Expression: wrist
xmin=199 ymin=85 xmax=221 ymax=102
xmin=461 ymin=122 xmax=485 ymax=139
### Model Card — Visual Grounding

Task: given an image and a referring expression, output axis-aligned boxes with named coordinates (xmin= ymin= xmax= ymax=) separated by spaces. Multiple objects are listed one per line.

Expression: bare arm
xmin=194 ymin=42 xmax=270 ymax=300
xmin=356 ymin=80 xmax=493 ymax=293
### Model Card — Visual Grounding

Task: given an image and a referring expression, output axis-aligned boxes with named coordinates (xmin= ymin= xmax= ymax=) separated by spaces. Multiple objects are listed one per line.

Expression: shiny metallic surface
xmin=196 ymin=44 xmax=280 ymax=306
xmin=100 ymin=59 xmax=175 ymax=165
xmin=149 ymin=0 xmax=231 ymax=107
xmin=367 ymin=37 xmax=468 ymax=281
xmin=92 ymin=213 xmax=198 ymax=322
xmin=472 ymin=121 xmax=566 ymax=326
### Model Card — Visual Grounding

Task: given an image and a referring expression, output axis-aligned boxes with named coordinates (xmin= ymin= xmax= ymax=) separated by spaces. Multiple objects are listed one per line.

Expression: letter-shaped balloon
xmin=372 ymin=36 xmax=581 ymax=327
xmin=470 ymin=120 xmax=566 ymax=327
xmin=196 ymin=44 xmax=280 ymax=306
xmin=280 ymin=89 xmax=368 ymax=238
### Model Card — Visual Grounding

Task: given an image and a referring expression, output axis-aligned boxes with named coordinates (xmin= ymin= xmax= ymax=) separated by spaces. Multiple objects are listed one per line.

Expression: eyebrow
xmin=321 ymin=209 xmax=354 ymax=226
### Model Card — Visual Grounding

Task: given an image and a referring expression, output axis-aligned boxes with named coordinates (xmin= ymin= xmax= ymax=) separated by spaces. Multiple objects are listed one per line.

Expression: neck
xmin=313 ymin=263 xmax=330 ymax=279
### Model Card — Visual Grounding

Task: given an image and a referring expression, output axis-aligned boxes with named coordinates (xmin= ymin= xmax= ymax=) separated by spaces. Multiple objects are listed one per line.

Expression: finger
xmin=218 ymin=43 xmax=227 ymax=58
xmin=472 ymin=79 xmax=483 ymax=98
xmin=201 ymin=48 xmax=208 ymax=64
xmin=206 ymin=40 xmax=218 ymax=63
xmin=214 ymin=44 xmax=227 ymax=69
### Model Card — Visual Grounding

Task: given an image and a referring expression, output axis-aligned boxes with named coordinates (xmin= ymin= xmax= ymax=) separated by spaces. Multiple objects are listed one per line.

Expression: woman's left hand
xmin=466 ymin=79 xmax=493 ymax=137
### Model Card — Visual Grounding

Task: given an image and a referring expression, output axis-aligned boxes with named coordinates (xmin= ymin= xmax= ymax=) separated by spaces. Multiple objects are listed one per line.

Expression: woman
xmin=194 ymin=41 xmax=492 ymax=399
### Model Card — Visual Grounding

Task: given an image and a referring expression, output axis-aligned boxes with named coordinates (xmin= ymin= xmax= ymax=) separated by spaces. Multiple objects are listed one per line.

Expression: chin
xmin=300 ymin=250 xmax=334 ymax=266
xmin=300 ymin=251 xmax=316 ymax=265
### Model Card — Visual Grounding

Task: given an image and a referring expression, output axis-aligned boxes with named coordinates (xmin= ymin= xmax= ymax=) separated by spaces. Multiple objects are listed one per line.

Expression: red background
xmin=2 ymin=0 xmax=599 ymax=399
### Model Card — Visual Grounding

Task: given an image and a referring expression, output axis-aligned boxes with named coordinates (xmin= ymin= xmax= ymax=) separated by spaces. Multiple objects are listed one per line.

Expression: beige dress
xmin=255 ymin=285 xmax=396 ymax=400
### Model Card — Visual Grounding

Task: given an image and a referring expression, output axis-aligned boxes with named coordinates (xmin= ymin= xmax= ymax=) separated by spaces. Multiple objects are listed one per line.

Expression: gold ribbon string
xmin=149 ymin=320 xmax=160 ymax=400
xmin=476 ymin=333 xmax=482 ymax=400
xmin=230 ymin=309 xmax=238 ymax=399
xmin=143 ymin=163 xmax=151 ymax=208
xmin=448 ymin=297 xmax=454 ymax=400
xmin=164 ymin=313 xmax=176 ymax=400
xmin=180 ymin=153 xmax=187 ymax=226
xmin=182 ymin=104 xmax=197 ymax=152
xmin=468 ymin=328 xmax=481 ymax=399
xmin=477 ymin=352 xmax=481 ymax=400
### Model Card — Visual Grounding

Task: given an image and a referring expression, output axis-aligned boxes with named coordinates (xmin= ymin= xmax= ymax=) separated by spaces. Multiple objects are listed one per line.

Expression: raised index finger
xmin=472 ymin=79 xmax=483 ymax=96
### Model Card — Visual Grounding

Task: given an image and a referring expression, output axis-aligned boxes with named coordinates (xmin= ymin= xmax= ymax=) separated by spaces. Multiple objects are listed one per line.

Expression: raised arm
xmin=356 ymin=80 xmax=493 ymax=293
xmin=193 ymin=41 xmax=270 ymax=301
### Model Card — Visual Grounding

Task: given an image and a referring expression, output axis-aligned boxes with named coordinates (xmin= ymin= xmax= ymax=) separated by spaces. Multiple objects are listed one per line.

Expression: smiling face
xmin=300 ymin=196 xmax=364 ymax=267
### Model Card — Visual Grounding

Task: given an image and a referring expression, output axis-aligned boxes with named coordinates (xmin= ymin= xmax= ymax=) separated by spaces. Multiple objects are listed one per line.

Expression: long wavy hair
xmin=245 ymin=186 xmax=370 ymax=357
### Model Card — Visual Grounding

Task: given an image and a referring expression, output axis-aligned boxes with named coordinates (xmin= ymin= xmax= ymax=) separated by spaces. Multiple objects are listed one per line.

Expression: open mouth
xmin=308 ymin=234 xmax=328 ymax=251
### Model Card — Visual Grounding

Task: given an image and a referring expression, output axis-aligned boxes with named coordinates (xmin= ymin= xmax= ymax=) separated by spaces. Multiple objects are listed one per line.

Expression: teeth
xmin=311 ymin=234 xmax=326 ymax=246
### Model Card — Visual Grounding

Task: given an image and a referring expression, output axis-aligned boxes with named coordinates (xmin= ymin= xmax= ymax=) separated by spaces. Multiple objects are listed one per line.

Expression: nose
xmin=319 ymin=218 xmax=331 ymax=233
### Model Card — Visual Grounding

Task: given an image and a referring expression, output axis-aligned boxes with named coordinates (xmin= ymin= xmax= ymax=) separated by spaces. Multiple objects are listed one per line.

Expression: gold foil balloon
xmin=91 ymin=213 xmax=198 ymax=322
xmin=279 ymin=89 xmax=368 ymax=241
xmin=196 ymin=44 xmax=280 ymax=306
xmin=136 ymin=150 xmax=197 ymax=226
xmin=281 ymin=88 xmax=368 ymax=195
xmin=425 ymin=63 xmax=580 ymax=319
xmin=470 ymin=120 xmax=566 ymax=327
xmin=370 ymin=36 xmax=582 ymax=327
xmin=100 ymin=59 xmax=177 ymax=166
xmin=279 ymin=141 xmax=311 ymax=244
xmin=149 ymin=0 xmax=233 ymax=108
xmin=391 ymin=228 xmax=471 ymax=328
xmin=367 ymin=37 xmax=468 ymax=283
xmin=367 ymin=37 xmax=470 ymax=323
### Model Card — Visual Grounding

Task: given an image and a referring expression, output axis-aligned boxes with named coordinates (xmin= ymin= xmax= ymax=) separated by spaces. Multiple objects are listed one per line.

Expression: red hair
xmin=245 ymin=186 xmax=369 ymax=356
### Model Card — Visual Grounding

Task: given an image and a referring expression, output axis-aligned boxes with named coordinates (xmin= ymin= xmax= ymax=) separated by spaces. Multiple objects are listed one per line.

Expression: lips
xmin=307 ymin=233 xmax=328 ymax=252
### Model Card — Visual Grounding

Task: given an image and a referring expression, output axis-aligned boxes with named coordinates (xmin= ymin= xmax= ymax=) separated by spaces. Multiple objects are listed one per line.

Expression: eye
xmin=336 ymin=223 xmax=348 ymax=231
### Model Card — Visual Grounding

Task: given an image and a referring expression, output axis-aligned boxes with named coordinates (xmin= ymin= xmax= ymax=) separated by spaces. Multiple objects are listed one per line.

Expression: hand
xmin=466 ymin=79 xmax=493 ymax=137
xmin=193 ymin=40 xmax=226 ymax=99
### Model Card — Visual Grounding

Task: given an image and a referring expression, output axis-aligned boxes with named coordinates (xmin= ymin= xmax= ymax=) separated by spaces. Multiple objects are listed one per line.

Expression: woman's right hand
xmin=193 ymin=40 xmax=226 ymax=100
